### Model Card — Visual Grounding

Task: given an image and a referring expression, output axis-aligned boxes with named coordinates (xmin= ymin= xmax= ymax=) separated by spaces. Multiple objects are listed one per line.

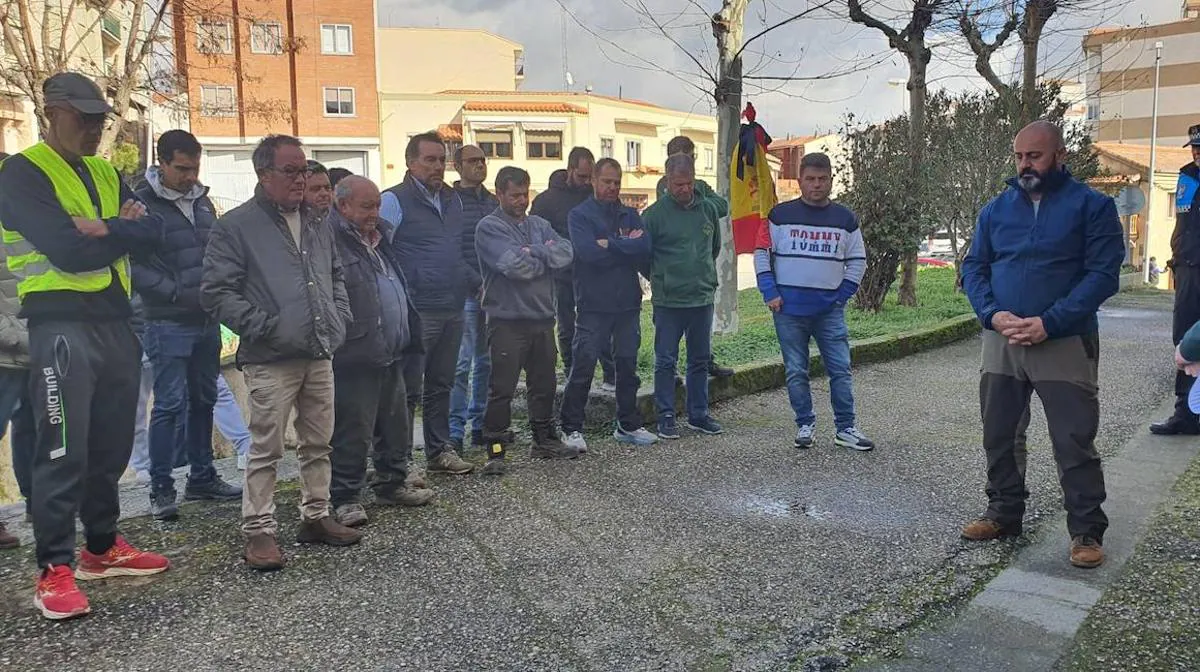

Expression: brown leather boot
xmin=961 ymin=517 xmax=1023 ymax=541
xmin=296 ymin=516 xmax=363 ymax=547
xmin=244 ymin=533 xmax=285 ymax=571
xmin=0 ymin=522 xmax=19 ymax=550
xmin=1070 ymin=536 xmax=1104 ymax=568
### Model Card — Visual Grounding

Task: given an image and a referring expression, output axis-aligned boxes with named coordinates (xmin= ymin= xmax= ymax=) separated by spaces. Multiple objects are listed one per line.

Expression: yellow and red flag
xmin=730 ymin=102 xmax=777 ymax=255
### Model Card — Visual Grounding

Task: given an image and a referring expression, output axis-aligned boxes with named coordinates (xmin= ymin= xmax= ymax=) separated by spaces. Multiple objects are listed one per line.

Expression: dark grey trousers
xmin=330 ymin=361 xmax=410 ymax=506
xmin=29 ymin=320 xmax=141 ymax=568
xmin=402 ymin=310 xmax=463 ymax=459
xmin=979 ymin=330 xmax=1108 ymax=541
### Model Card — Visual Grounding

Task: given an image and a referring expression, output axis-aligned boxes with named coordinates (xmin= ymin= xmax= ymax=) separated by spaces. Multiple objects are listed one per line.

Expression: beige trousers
xmin=241 ymin=359 xmax=335 ymax=535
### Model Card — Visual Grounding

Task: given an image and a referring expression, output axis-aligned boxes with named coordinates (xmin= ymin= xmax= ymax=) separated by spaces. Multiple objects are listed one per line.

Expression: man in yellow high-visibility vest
xmin=0 ymin=72 xmax=169 ymax=621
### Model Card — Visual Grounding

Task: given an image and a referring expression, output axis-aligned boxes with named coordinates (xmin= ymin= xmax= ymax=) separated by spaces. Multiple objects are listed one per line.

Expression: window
xmin=704 ymin=147 xmax=714 ymax=171
xmin=600 ymin=137 xmax=614 ymax=159
xmin=526 ymin=131 xmax=562 ymax=160
xmin=320 ymin=24 xmax=353 ymax=55
xmin=444 ymin=141 xmax=463 ymax=164
xmin=1086 ymin=103 xmax=1099 ymax=121
xmin=626 ymin=140 xmax=641 ymax=169
xmin=199 ymin=85 xmax=235 ymax=117
xmin=250 ymin=22 xmax=283 ymax=54
xmin=477 ymin=131 xmax=513 ymax=159
xmin=323 ymin=87 xmax=356 ymax=116
xmin=196 ymin=21 xmax=232 ymax=55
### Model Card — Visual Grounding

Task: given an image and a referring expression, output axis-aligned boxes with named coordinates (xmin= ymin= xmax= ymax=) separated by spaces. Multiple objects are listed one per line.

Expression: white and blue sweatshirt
xmin=754 ymin=198 xmax=867 ymax=317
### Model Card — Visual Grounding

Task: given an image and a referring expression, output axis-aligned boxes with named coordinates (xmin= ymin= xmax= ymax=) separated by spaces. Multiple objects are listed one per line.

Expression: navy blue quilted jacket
xmin=132 ymin=167 xmax=218 ymax=323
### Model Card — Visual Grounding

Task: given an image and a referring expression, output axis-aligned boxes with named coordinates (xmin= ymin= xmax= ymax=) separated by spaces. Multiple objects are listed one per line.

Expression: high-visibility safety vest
xmin=0 ymin=142 xmax=130 ymax=302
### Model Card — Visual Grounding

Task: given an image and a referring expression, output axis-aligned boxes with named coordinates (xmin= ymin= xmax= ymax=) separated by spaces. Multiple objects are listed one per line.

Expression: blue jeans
xmin=449 ymin=298 xmax=491 ymax=441
xmin=773 ymin=307 xmax=856 ymax=430
xmin=0 ymin=367 xmax=34 ymax=510
xmin=215 ymin=373 xmax=250 ymax=456
xmin=653 ymin=305 xmax=714 ymax=423
xmin=144 ymin=321 xmax=221 ymax=493
xmin=130 ymin=352 xmax=153 ymax=474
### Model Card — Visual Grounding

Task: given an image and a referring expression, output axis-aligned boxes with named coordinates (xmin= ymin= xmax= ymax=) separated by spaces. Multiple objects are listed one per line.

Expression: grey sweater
xmin=475 ymin=208 xmax=572 ymax=321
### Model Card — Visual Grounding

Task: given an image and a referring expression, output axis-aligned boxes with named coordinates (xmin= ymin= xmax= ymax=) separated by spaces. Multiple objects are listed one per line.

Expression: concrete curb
xmin=1118 ymin=272 xmax=1144 ymax=292
xmin=570 ymin=312 xmax=982 ymax=429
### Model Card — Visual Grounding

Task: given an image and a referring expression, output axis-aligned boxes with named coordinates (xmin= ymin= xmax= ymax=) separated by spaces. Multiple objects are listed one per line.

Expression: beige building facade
xmin=377 ymin=28 xmax=717 ymax=209
xmin=1083 ymin=2 xmax=1200 ymax=146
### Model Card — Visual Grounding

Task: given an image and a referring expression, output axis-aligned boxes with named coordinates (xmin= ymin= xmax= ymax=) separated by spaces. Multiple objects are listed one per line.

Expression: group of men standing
xmin=0 ymin=71 xmax=749 ymax=620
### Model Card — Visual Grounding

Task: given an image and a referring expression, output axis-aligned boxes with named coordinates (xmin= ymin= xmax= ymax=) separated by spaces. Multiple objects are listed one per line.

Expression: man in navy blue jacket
xmin=133 ymin=130 xmax=242 ymax=521
xmin=960 ymin=121 xmax=1124 ymax=570
xmin=559 ymin=158 xmax=654 ymax=452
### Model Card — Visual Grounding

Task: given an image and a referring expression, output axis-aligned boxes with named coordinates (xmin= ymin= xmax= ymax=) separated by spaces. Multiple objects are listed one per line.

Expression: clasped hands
xmin=992 ymin=310 xmax=1047 ymax=346
xmin=1175 ymin=345 xmax=1200 ymax=377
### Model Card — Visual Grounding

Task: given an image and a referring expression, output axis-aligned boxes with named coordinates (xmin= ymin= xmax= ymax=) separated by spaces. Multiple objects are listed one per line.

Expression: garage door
xmin=311 ymin=150 xmax=368 ymax=178
xmin=202 ymin=149 xmax=256 ymax=214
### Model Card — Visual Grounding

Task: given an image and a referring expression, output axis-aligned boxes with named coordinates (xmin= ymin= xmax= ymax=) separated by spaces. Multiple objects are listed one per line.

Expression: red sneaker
xmin=35 ymin=565 xmax=90 ymax=620
xmin=75 ymin=536 xmax=170 ymax=580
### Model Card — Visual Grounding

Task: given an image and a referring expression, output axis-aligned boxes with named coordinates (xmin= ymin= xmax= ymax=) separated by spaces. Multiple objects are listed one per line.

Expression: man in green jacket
xmin=644 ymin=153 xmax=724 ymax=439
xmin=656 ymin=135 xmax=735 ymax=380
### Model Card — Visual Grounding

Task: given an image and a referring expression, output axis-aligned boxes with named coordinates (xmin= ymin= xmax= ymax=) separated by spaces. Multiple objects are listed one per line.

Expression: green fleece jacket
xmin=642 ymin=194 xmax=721 ymax=308
xmin=656 ymin=176 xmax=729 ymax=218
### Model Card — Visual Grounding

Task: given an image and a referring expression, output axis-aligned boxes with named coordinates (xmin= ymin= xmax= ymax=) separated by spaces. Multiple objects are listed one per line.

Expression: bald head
xmin=334 ymin=175 xmax=382 ymax=232
xmin=1013 ymin=120 xmax=1067 ymax=194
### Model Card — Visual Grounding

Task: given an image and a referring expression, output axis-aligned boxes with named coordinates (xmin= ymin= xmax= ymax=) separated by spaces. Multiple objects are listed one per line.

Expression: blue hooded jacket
xmin=567 ymin=197 xmax=651 ymax=313
xmin=961 ymin=169 xmax=1124 ymax=339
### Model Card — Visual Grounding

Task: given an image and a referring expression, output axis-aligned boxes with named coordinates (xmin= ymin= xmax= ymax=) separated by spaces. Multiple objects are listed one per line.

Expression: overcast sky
xmin=377 ymin=0 xmax=1185 ymax=137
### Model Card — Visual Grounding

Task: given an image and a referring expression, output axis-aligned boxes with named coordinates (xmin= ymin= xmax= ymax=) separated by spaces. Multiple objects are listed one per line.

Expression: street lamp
xmin=1144 ymin=40 xmax=1163 ymax=284
xmin=887 ymin=78 xmax=907 ymax=115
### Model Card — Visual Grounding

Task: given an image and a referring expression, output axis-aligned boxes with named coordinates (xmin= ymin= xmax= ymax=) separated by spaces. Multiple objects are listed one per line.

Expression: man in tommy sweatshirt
xmin=755 ymin=152 xmax=873 ymax=451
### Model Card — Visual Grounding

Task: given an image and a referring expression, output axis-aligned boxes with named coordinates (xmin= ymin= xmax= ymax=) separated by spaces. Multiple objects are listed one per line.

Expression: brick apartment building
xmin=172 ymin=0 xmax=380 ymax=210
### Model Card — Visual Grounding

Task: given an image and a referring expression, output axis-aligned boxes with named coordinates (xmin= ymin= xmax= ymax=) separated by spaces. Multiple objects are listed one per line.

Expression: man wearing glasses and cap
xmin=0 ymin=72 xmax=169 ymax=620
xmin=1151 ymin=124 xmax=1200 ymax=436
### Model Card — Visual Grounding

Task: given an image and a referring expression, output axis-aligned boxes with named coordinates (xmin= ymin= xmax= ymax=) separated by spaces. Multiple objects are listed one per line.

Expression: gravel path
xmin=0 ymin=292 xmax=1177 ymax=671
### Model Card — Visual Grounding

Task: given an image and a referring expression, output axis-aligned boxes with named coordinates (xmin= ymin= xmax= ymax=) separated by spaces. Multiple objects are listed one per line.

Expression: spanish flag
xmin=730 ymin=102 xmax=777 ymax=255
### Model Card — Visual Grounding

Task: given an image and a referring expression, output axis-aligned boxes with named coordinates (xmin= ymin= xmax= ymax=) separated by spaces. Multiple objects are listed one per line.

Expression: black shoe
xmin=1150 ymin=416 xmax=1200 ymax=436
xmin=708 ymin=361 xmax=735 ymax=378
xmin=150 ymin=491 xmax=178 ymax=520
xmin=470 ymin=429 xmax=486 ymax=447
xmin=482 ymin=458 xmax=507 ymax=476
xmin=184 ymin=476 xmax=243 ymax=501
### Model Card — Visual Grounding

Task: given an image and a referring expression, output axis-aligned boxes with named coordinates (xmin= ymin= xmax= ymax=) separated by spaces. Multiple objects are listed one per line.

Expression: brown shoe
xmin=1070 ymin=536 xmax=1104 ymax=568
xmin=427 ymin=448 xmax=475 ymax=475
xmin=0 ymin=522 xmax=18 ymax=550
xmin=375 ymin=485 xmax=435 ymax=507
xmin=405 ymin=467 xmax=428 ymax=489
xmin=296 ymin=516 xmax=363 ymax=547
xmin=961 ymin=517 xmax=1023 ymax=541
xmin=244 ymin=533 xmax=285 ymax=571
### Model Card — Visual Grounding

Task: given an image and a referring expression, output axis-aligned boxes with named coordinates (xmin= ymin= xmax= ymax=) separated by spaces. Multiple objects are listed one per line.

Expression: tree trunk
xmin=855 ymin=249 xmax=903 ymax=312
xmin=897 ymin=48 xmax=930 ymax=308
xmin=712 ymin=0 xmax=748 ymax=336
xmin=1019 ymin=2 xmax=1050 ymax=124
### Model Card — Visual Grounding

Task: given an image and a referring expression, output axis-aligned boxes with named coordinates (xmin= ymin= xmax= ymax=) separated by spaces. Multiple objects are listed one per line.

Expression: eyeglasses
xmin=270 ymin=165 xmax=310 ymax=180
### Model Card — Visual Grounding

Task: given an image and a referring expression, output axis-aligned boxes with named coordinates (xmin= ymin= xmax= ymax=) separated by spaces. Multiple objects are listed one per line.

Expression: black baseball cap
xmin=43 ymin=72 xmax=113 ymax=115
xmin=1185 ymin=124 xmax=1200 ymax=148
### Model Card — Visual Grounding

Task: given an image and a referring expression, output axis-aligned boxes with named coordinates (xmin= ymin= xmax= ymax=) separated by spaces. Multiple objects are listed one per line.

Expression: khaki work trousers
xmin=241 ymin=358 xmax=335 ymax=535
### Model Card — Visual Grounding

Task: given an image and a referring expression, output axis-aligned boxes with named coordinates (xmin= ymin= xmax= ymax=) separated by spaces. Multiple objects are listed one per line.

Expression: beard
xmin=1018 ymin=168 xmax=1045 ymax=192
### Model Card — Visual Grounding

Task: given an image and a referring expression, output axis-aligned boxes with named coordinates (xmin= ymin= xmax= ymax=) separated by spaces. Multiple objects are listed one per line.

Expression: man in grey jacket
xmin=201 ymin=135 xmax=360 ymax=571
xmin=475 ymin=166 xmax=580 ymax=476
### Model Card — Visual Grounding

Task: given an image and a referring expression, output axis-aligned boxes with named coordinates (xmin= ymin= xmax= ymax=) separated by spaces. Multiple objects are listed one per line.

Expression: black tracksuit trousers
xmin=1172 ymin=264 xmax=1200 ymax=421
xmin=28 ymin=319 xmax=141 ymax=568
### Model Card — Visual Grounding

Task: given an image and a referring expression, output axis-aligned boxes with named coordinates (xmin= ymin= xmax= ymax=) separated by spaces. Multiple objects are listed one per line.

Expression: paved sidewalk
xmin=0 ymin=293 xmax=1179 ymax=671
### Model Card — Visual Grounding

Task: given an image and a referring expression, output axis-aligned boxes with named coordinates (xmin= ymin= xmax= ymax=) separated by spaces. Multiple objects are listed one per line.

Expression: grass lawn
xmin=629 ymin=265 xmax=971 ymax=377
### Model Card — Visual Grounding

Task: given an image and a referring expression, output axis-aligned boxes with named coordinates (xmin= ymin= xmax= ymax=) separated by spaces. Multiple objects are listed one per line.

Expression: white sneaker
xmin=563 ymin=431 xmax=588 ymax=453
xmin=135 ymin=470 xmax=151 ymax=485
xmin=794 ymin=424 xmax=815 ymax=449
xmin=237 ymin=454 xmax=248 ymax=471
xmin=614 ymin=426 xmax=659 ymax=446
xmin=834 ymin=427 xmax=875 ymax=452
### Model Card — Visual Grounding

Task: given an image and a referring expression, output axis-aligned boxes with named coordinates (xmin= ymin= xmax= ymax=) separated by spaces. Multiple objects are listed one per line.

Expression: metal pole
xmin=1144 ymin=41 xmax=1163 ymax=284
